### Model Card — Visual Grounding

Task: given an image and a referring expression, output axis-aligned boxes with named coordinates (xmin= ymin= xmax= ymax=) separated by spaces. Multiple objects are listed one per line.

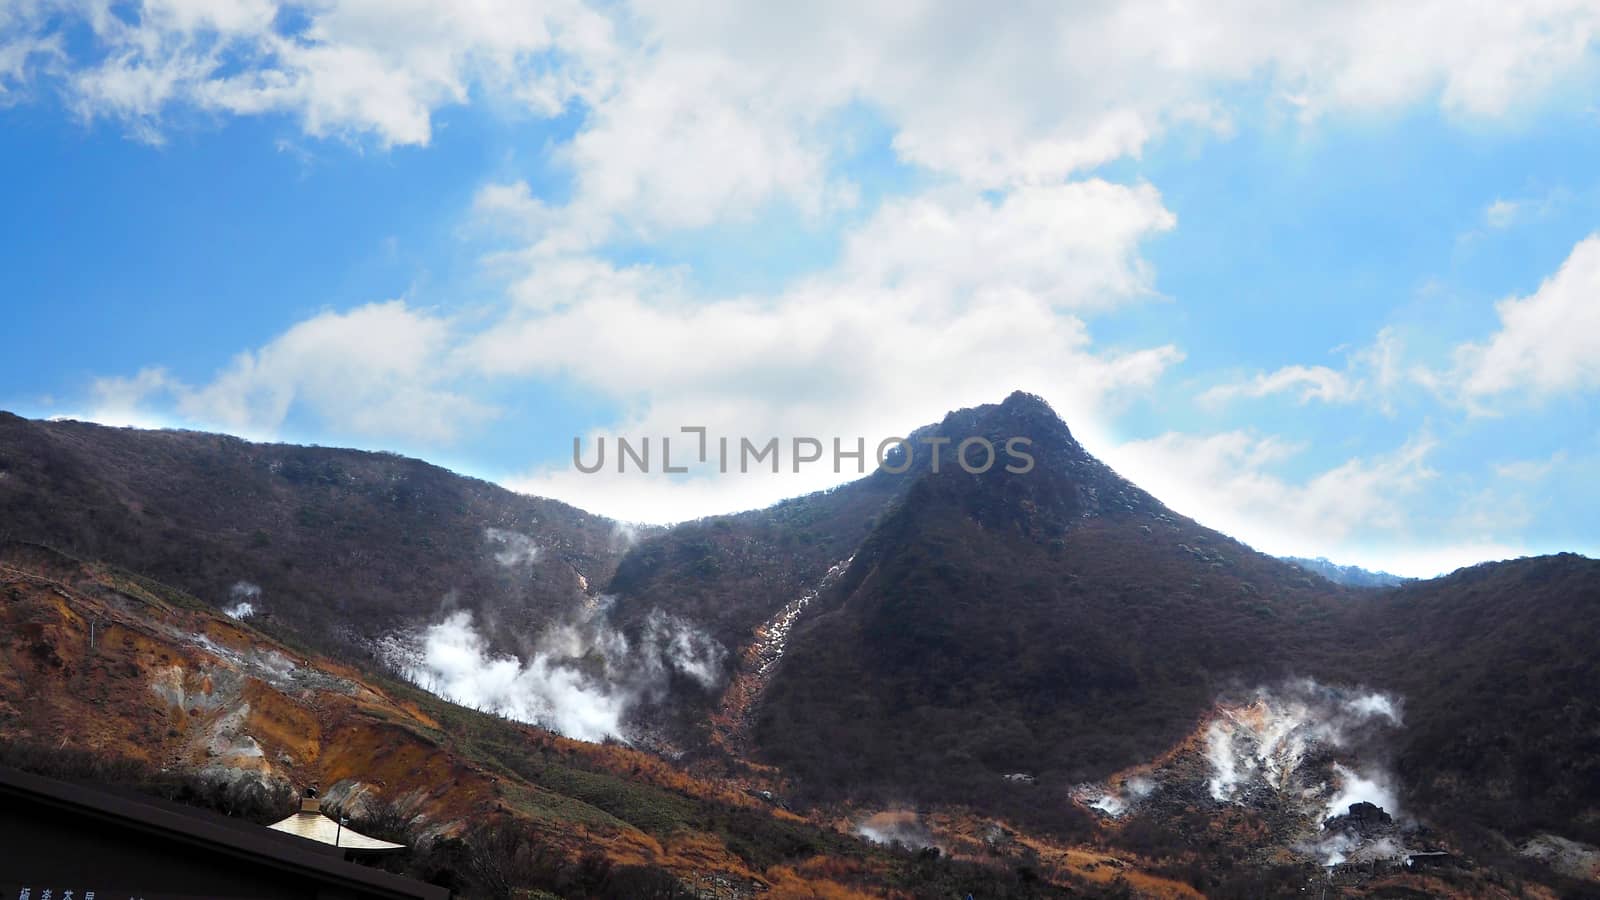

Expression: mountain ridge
xmin=0 ymin=411 xmax=631 ymax=661
xmin=2 ymin=399 xmax=1597 ymax=896
xmin=1280 ymin=555 xmax=1415 ymax=588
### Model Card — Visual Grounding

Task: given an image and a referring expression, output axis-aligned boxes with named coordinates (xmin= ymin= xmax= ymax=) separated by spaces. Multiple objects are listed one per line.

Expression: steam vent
xmin=268 ymin=789 xmax=406 ymax=854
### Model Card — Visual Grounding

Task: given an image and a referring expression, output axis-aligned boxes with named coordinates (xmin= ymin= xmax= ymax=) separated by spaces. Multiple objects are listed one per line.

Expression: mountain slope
xmin=603 ymin=474 xmax=901 ymax=653
xmin=0 ymin=413 xmax=629 ymax=657
xmin=745 ymin=394 xmax=1600 ymax=870
xmin=755 ymin=393 xmax=1350 ymax=805
xmin=0 ymin=541 xmax=1069 ymax=898
xmin=1356 ymin=553 xmax=1600 ymax=845
xmin=3 ymin=398 xmax=1597 ymax=895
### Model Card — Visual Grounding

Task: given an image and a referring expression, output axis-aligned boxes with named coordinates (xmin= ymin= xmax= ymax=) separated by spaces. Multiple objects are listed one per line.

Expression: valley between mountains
xmin=0 ymin=392 xmax=1596 ymax=898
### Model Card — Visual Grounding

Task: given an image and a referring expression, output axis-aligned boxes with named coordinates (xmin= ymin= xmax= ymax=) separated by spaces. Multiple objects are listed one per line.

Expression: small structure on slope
xmin=268 ymin=788 xmax=406 ymax=855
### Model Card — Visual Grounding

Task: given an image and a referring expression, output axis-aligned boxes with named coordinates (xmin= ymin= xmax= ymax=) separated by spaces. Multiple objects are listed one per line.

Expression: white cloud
xmin=472 ymin=180 xmax=547 ymax=235
xmin=1201 ymin=227 xmax=1600 ymax=418
xmin=1103 ymin=430 xmax=1443 ymax=566
xmin=1458 ymin=189 xmax=1569 ymax=248
xmin=1352 ymin=541 xmax=1531 ymax=580
xmin=90 ymin=300 xmax=494 ymax=443
xmin=1494 ymin=450 xmax=1568 ymax=482
xmin=1484 ymin=198 xmax=1521 ymax=229
xmin=80 ymin=177 xmax=1181 ymax=508
xmin=6 ymin=0 xmax=1597 ymax=192
xmin=1451 ymin=233 xmax=1600 ymax=407
xmin=838 ymin=181 xmax=1174 ymax=311
xmin=14 ymin=0 xmax=618 ymax=145
xmin=476 ymin=0 xmax=1600 ymax=251
xmin=476 ymin=179 xmax=1182 ymax=521
xmin=82 ymin=367 xmax=181 ymax=428
xmin=552 ymin=49 xmax=853 ymax=242
xmin=1200 ymin=328 xmax=1405 ymax=411
xmin=1101 ymin=428 xmax=1547 ymax=576
xmin=1201 ymin=365 xmax=1360 ymax=407
xmin=634 ymin=0 xmax=1599 ymax=182
xmin=0 ymin=25 xmax=58 ymax=102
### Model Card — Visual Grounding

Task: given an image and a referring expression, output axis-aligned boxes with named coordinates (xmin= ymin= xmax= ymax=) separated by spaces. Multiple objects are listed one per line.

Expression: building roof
xmin=269 ymin=798 xmax=407 ymax=853
xmin=0 ymin=765 xmax=447 ymax=900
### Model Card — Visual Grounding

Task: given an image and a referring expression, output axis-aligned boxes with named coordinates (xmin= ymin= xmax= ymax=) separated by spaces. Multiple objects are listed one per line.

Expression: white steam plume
xmin=1325 ymin=763 xmax=1400 ymax=823
xmin=390 ymin=599 xmax=726 ymax=743
xmin=484 ymin=528 xmax=541 ymax=567
xmin=644 ymin=608 xmax=724 ymax=689
xmin=224 ymin=581 xmax=261 ymax=619
xmin=404 ymin=610 xmax=628 ymax=741
xmin=1204 ymin=679 xmax=1402 ymax=811
xmin=1084 ymin=775 xmax=1156 ymax=818
xmin=854 ymin=811 xmax=939 ymax=850
xmin=609 ymin=520 xmax=643 ymax=551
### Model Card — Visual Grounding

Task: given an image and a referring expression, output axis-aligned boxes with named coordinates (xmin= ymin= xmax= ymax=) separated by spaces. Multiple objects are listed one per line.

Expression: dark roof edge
xmin=0 ymin=765 xmax=448 ymax=900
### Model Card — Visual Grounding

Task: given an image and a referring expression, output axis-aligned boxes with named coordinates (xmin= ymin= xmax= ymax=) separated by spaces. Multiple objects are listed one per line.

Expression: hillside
xmin=754 ymin=393 xmax=1352 ymax=807
xmin=2 ymin=398 xmax=1598 ymax=897
xmin=1356 ymin=554 xmax=1600 ymax=845
xmin=0 ymin=413 xmax=629 ymax=659
xmin=0 ymin=541 xmax=1097 ymax=898
xmin=604 ymin=474 xmax=901 ymax=654
xmin=742 ymin=393 xmax=1599 ymax=869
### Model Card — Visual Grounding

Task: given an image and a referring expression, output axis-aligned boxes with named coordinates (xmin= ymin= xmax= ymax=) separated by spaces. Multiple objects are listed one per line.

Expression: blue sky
xmin=1 ymin=0 xmax=1597 ymax=576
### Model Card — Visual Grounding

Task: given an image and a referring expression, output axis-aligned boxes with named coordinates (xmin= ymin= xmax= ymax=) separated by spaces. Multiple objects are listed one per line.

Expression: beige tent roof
xmin=268 ymin=799 xmax=406 ymax=853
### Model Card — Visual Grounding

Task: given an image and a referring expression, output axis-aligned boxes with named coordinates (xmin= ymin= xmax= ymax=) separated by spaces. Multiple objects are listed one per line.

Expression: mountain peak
xmin=860 ymin=391 xmax=1160 ymax=548
xmin=998 ymin=389 xmax=1055 ymax=416
xmin=917 ymin=390 xmax=1082 ymax=459
xmin=992 ymin=390 xmax=1080 ymax=448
